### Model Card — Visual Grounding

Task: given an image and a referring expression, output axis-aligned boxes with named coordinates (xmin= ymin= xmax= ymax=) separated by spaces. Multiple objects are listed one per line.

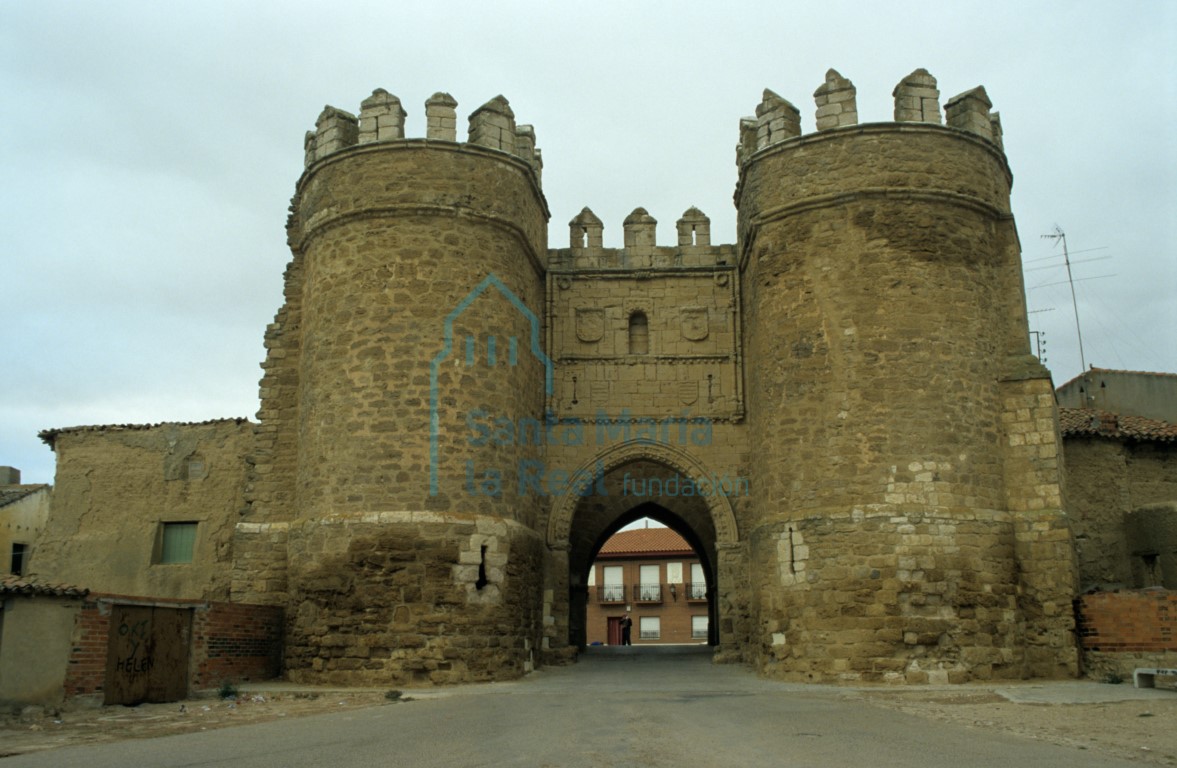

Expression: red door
xmin=607 ymin=616 xmax=623 ymax=645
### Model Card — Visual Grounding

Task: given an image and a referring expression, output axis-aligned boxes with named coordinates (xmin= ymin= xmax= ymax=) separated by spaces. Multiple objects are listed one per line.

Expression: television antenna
xmin=1041 ymin=226 xmax=1087 ymax=373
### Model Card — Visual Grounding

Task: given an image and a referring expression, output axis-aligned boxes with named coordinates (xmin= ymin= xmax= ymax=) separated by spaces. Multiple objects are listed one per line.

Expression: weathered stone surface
xmin=33 ymin=75 xmax=1104 ymax=688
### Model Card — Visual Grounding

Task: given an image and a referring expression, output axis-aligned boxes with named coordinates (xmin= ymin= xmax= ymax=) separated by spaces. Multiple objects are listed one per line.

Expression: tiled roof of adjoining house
xmin=599 ymin=527 xmax=693 ymax=556
xmin=0 ymin=575 xmax=88 ymax=598
xmin=39 ymin=418 xmax=253 ymax=447
xmin=1059 ymin=407 xmax=1177 ymax=443
xmin=0 ymin=484 xmax=49 ymax=508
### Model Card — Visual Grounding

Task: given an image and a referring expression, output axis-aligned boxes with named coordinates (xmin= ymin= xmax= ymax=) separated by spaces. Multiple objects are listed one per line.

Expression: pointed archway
xmin=542 ymin=441 xmax=742 ymax=657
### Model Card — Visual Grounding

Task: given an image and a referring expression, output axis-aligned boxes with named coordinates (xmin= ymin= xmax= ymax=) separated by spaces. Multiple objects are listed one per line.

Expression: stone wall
xmin=1002 ymin=376 xmax=1078 ymax=678
xmin=542 ymin=210 xmax=751 ymax=658
xmin=36 ymin=421 xmax=252 ymax=600
xmin=231 ymin=253 xmax=305 ymax=606
xmin=1064 ymin=437 xmax=1177 ymax=590
xmin=285 ymin=512 xmax=543 ymax=685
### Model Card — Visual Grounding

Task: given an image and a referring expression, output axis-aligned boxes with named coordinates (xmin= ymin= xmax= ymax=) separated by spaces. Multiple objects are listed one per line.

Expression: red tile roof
xmin=0 ymin=575 xmax=88 ymax=598
xmin=599 ymin=527 xmax=693 ymax=556
xmin=1059 ymin=407 xmax=1177 ymax=443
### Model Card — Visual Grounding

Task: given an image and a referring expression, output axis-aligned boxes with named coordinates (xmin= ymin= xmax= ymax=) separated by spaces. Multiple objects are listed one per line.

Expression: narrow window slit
xmin=476 ymin=545 xmax=489 ymax=590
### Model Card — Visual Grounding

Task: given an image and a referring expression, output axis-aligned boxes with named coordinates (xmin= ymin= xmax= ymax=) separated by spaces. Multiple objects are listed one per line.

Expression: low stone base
xmin=283 ymin=510 xmax=544 ymax=686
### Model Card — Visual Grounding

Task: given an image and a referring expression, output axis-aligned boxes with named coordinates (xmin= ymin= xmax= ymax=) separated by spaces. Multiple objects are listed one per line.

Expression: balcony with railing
xmin=596 ymin=582 xmax=709 ymax=604
xmin=633 ymin=583 xmax=662 ymax=603
xmin=597 ymin=584 xmax=626 ymax=603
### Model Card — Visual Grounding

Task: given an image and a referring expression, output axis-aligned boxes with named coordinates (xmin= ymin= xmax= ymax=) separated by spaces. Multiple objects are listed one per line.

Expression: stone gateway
xmin=39 ymin=69 xmax=1085 ymax=687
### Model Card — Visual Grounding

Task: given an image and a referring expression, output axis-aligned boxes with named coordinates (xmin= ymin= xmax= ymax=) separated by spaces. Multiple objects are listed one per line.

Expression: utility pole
xmin=1042 ymin=226 xmax=1087 ymax=374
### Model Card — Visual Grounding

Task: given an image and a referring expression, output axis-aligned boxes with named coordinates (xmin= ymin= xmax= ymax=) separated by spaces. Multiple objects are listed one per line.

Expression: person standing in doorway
xmin=621 ymin=612 xmax=633 ymax=645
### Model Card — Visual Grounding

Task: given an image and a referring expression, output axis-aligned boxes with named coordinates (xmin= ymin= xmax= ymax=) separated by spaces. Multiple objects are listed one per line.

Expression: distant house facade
xmin=1058 ymin=370 xmax=1177 ymax=683
xmin=1057 ymin=373 xmax=1177 ymax=593
xmin=0 ymin=466 xmax=50 ymax=577
xmin=0 ymin=576 xmax=88 ymax=708
xmin=585 ymin=527 xmax=709 ymax=646
xmin=31 ymin=421 xmax=252 ymax=601
xmin=1057 ymin=368 xmax=1177 ymax=423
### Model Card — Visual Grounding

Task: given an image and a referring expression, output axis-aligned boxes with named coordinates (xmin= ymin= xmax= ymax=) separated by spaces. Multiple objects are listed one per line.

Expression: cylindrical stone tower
xmin=272 ymin=90 xmax=550 ymax=684
xmin=736 ymin=71 xmax=1076 ymax=682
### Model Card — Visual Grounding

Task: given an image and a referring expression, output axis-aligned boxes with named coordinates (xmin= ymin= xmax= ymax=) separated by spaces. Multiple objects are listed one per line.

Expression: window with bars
xmin=639 ymin=616 xmax=660 ymax=640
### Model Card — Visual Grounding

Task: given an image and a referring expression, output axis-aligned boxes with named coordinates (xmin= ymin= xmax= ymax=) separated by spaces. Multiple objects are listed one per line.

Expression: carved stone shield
xmin=678 ymin=381 xmax=699 ymax=406
xmin=575 ymin=308 xmax=605 ymax=343
xmin=680 ymin=307 xmax=709 ymax=341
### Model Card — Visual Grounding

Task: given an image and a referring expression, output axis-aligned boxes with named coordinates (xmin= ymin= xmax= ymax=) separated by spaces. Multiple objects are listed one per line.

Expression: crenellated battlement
xmin=552 ymin=205 xmax=734 ymax=270
xmin=737 ymin=68 xmax=1004 ymax=166
xmin=302 ymin=89 xmax=543 ymax=181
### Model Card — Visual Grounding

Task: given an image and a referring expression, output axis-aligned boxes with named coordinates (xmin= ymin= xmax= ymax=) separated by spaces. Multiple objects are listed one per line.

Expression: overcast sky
xmin=2 ymin=1 xmax=1174 ymax=484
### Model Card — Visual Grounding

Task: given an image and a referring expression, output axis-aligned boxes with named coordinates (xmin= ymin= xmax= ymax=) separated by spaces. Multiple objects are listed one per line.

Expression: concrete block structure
xmin=32 ymin=68 xmax=1148 ymax=689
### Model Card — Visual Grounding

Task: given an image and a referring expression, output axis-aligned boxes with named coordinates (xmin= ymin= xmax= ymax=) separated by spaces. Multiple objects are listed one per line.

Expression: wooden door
xmin=105 ymin=605 xmax=192 ymax=705
xmin=607 ymin=616 xmax=623 ymax=645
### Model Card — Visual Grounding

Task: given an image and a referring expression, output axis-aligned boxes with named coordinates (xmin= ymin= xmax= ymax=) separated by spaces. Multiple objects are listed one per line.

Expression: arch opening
xmin=548 ymin=445 xmax=739 ymax=654
xmin=581 ymin=504 xmax=717 ymax=649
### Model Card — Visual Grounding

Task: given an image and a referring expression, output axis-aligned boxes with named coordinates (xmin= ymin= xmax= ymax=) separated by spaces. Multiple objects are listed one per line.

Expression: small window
xmin=692 ymin=615 xmax=709 ymax=640
xmin=10 ymin=543 xmax=28 ymax=576
xmin=628 ymin=312 xmax=649 ymax=355
xmin=639 ymin=616 xmax=661 ymax=640
xmin=158 ymin=522 xmax=198 ymax=564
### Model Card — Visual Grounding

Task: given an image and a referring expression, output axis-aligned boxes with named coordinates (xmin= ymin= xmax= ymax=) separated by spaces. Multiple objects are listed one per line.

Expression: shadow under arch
xmin=547 ymin=440 xmax=740 ymax=549
xmin=544 ymin=440 xmax=742 ymax=653
xmin=583 ymin=500 xmax=717 ymax=644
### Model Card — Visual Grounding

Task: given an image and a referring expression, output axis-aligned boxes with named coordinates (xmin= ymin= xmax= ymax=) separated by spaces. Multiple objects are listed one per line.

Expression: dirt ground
xmin=0 ymin=690 xmax=393 ymax=758
xmin=852 ymin=687 xmax=1177 ymax=766
xmin=1 ymin=684 xmax=1175 ymax=764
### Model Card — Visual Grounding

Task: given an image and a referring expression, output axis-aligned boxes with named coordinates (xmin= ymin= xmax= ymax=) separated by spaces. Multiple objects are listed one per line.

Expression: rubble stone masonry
xmin=37 ymin=70 xmax=1090 ymax=688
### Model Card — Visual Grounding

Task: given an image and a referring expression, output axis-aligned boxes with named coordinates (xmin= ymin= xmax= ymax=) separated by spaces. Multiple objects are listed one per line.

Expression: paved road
xmin=3 ymin=652 xmax=1149 ymax=767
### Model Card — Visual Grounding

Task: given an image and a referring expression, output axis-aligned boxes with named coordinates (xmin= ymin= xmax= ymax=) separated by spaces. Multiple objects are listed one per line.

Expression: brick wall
xmin=62 ymin=598 xmax=283 ymax=701
xmin=1076 ymin=589 xmax=1177 ymax=681
xmin=62 ymin=599 xmax=111 ymax=699
xmin=191 ymin=602 xmax=284 ymax=689
xmin=585 ymin=559 xmax=708 ymax=645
